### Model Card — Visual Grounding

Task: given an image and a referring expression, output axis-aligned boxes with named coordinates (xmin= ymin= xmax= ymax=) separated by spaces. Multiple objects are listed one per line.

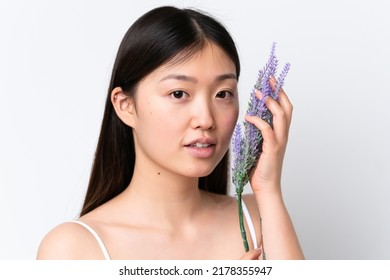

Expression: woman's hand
xmin=244 ymin=78 xmax=304 ymax=260
xmin=239 ymin=248 xmax=262 ymax=260
xmin=245 ymin=77 xmax=293 ymax=195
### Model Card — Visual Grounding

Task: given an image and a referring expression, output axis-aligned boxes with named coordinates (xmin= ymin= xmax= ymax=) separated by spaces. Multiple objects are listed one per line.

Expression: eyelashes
xmin=169 ymin=90 xmax=235 ymax=100
xmin=170 ymin=90 xmax=189 ymax=99
xmin=216 ymin=90 xmax=234 ymax=99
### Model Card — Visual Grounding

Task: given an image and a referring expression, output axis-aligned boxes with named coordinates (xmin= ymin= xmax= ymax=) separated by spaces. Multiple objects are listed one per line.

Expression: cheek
xmin=219 ymin=107 xmax=239 ymax=143
xmin=137 ymin=102 xmax=185 ymax=144
xmin=226 ymin=106 xmax=239 ymax=130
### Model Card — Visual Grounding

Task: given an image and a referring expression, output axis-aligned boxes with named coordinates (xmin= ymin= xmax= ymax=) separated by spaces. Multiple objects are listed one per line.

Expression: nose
xmin=190 ymin=98 xmax=215 ymax=130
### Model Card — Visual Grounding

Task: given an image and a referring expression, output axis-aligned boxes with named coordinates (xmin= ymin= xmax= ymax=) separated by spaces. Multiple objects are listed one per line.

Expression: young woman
xmin=37 ymin=6 xmax=304 ymax=260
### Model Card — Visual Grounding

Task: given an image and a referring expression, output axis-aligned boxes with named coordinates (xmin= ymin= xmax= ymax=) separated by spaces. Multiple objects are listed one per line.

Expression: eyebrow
xmin=160 ymin=73 xmax=237 ymax=83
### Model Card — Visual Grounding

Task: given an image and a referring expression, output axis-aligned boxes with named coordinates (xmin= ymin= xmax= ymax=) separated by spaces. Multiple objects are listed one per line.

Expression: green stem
xmin=237 ymin=192 xmax=249 ymax=252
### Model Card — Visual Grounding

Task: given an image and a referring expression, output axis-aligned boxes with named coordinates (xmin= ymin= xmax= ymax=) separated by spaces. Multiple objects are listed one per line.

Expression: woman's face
xmin=131 ymin=43 xmax=239 ymax=178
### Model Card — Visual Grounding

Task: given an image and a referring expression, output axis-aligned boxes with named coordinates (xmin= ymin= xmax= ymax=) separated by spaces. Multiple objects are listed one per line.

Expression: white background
xmin=1 ymin=0 xmax=389 ymax=259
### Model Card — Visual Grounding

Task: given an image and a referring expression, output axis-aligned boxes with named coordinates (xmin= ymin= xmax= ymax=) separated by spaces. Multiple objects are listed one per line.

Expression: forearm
xmin=255 ymin=188 xmax=304 ymax=259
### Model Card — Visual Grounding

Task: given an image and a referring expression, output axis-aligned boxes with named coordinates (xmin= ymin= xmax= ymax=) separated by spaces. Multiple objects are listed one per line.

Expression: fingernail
xmin=244 ymin=115 xmax=253 ymax=122
xmin=255 ymin=90 xmax=263 ymax=99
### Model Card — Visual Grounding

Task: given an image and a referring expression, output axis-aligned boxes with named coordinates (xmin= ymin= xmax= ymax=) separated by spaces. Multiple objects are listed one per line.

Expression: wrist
xmin=253 ymin=186 xmax=284 ymax=209
xmin=251 ymin=181 xmax=282 ymax=196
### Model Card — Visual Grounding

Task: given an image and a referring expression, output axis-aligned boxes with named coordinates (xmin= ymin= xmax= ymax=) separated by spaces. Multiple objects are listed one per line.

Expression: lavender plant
xmin=232 ymin=43 xmax=290 ymax=252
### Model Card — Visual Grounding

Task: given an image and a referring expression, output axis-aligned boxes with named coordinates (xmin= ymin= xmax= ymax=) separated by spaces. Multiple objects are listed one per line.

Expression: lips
xmin=184 ymin=138 xmax=216 ymax=148
xmin=190 ymin=143 xmax=212 ymax=148
xmin=184 ymin=138 xmax=216 ymax=158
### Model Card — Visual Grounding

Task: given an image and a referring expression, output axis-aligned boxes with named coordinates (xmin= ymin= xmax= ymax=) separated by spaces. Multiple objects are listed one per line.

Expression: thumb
xmin=239 ymin=249 xmax=262 ymax=260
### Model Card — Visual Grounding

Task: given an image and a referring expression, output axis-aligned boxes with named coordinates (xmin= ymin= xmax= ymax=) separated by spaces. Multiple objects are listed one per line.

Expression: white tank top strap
xmin=241 ymin=200 xmax=259 ymax=249
xmin=69 ymin=220 xmax=111 ymax=260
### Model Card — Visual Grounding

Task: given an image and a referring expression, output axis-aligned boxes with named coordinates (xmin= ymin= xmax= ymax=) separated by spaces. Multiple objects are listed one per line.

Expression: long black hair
xmin=81 ymin=6 xmax=240 ymax=216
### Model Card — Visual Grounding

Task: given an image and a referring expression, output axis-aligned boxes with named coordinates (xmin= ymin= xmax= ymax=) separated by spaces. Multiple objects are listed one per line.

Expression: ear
xmin=111 ymin=87 xmax=136 ymax=128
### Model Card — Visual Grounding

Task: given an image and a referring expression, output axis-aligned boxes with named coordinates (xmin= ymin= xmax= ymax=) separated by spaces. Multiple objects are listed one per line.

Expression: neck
xmin=118 ymin=159 xmax=204 ymax=229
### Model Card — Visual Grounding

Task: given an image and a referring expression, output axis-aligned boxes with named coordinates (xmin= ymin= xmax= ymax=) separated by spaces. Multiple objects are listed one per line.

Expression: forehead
xmin=145 ymin=43 xmax=237 ymax=82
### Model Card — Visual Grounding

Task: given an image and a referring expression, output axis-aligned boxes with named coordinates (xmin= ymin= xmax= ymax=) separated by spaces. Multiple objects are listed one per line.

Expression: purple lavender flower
xmin=232 ymin=124 xmax=245 ymax=189
xmin=231 ymin=42 xmax=290 ymax=252
xmin=274 ymin=62 xmax=291 ymax=101
xmin=232 ymin=42 xmax=290 ymax=186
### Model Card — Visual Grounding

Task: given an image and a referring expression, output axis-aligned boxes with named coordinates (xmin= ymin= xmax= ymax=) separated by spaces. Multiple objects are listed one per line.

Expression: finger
xmin=263 ymin=97 xmax=288 ymax=140
xmin=255 ymin=90 xmax=263 ymax=100
xmin=268 ymin=76 xmax=279 ymax=96
xmin=245 ymin=114 xmax=276 ymax=144
xmin=239 ymin=248 xmax=262 ymax=260
xmin=269 ymin=77 xmax=293 ymax=127
xmin=277 ymin=91 xmax=293 ymax=127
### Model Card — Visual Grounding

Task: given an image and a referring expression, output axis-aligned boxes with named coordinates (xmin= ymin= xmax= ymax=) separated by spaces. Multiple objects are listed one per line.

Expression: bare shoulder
xmin=204 ymin=192 xmax=262 ymax=249
xmin=36 ymin=221 xmax=106 ymax=260
xmin=242 ymin=194 xmax=260 ymax=214
xmin=242 ymin=193 xmax=261 ymax=222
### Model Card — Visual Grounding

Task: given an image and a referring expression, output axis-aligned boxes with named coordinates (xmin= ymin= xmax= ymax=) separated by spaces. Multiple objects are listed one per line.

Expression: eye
xmin=216 ymin=90 xmax=234 ymax=99
xmin=170 ymin=90 xmax=188 ymax=99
